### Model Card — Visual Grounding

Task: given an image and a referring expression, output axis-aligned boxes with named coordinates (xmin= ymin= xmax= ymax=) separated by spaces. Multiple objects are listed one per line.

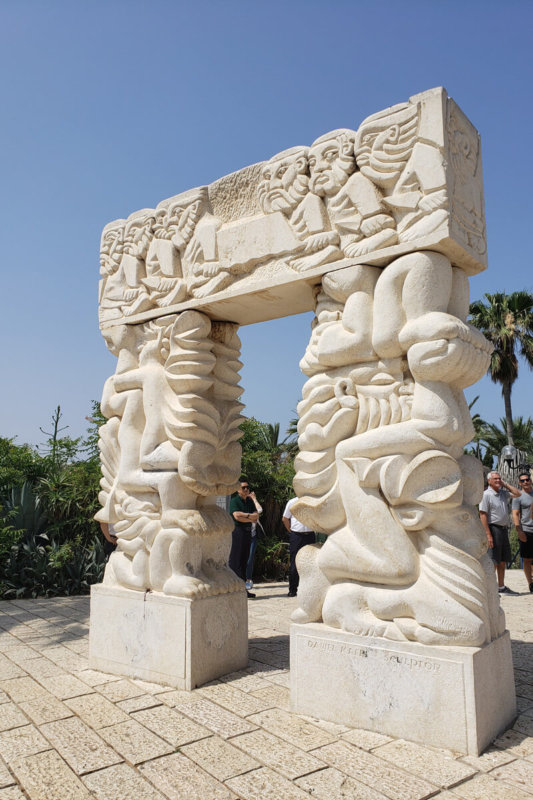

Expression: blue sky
xmin=2 ymin=0 xmax=533 ymax=447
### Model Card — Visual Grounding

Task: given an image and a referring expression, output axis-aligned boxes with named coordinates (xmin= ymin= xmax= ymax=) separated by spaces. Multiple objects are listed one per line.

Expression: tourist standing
xmin=229 ymin=479 xmax=258 ymax=598
xmin=99 ymin=521 xmax=117 ymax=560
xmin=479 ymin=471 xmax=521 ymax=595
xmin=245 ymin=490 xmax=263 ymax=591
xmin=512 ymin=470 xmax=533 ymax=593
xmin=283 ymin=497 xmax=315 ymax=597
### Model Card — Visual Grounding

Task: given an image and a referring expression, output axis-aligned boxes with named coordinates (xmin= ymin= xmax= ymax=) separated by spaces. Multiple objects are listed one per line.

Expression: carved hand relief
xmin=98 ymin=88 xmax=487 ymax=329
xmin=292 ymin=250 xmax=501 ymax=647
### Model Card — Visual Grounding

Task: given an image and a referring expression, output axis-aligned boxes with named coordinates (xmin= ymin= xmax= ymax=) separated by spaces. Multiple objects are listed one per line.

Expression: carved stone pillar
xmin=89 ymin=311 xmax=248 ymax=689
xmin=290 ymin=252 xmax=515 ymax=752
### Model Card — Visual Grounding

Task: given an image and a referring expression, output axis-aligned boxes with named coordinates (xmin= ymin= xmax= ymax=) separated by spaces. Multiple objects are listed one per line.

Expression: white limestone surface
xmin=290 ymin=622 xmax=516 ymax=755
xmin=89 ymin=584 xmax=248 ymax=690
xmin=99 ymin=87 xmax=486 ymax=330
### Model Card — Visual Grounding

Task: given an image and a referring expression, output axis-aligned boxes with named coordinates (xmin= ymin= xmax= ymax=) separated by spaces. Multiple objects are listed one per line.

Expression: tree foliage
xmin=469 ymin=291 xmax=533 ymax=446
xmin=239 ymin=417 xmax=296 ymax=581
xmin=0 ymin=438 xmax=46 ymax=491
xmin=0 ymin=406 xmax=106 ymax=598
xmin=473 ymin=417 xmax=533 ymax=467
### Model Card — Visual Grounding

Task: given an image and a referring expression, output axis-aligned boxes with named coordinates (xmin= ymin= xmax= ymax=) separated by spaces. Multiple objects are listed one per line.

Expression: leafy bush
xmin=0 ymin=409 xmax=298 ymax=594
xmin=254 ymin=536 xmax=290 ymax=582
xmin=0 ymin=407 xmax=107 ymax=599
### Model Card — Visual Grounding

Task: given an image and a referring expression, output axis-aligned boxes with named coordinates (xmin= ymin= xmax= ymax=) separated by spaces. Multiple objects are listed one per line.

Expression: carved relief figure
xmin=99 ymin=209 xmax=161 ymax=322
xmin=258 ymin=146 xmax=342 ymax=271
xmin=355 ymin=102 xmax=448 ymax=242
xmin=98 ymin=91 xmax=487 ymax=330
xmin=161 ymin=187 xmax=234 ymax=299
xmin=447 ymin=104 xmax=486 ymax=255
xmin=99 ymin=219 xmax=126 ymax=324
xmin=292 ymin=251 xmax=499 ymax=646
xmin=119 ymin=209 xmax=157 ymax=316
xmin=307 ymin=129 xmax=397 ymax=259
xmin=137 ymin=194 xmax=198 ymax=309
xmin=96 ymin=311 xmax=244 ymax=598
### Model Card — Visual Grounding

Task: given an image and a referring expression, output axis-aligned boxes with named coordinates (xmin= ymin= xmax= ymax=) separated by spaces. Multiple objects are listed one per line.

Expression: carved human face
xmin=430 ymin=505 xmax=487 ymax=560
xmin=450 ymin=126 xmax=478 ymax=178
xmin=123 ymin=212 xmax=154 ymax=258
xmin=100 ymin=224 xmax=124 ymax=276
xmin=354 ymin=104 xmax=418 ymax=189
xmin=102 ymin=323 xmax=136 ymax=356
xmin=308 ymin=134 xmax=354 ymax=197
xmin=259 ymin=149 xmax=308 ymax=214
xmin=165 ymin=200 xmax=188 ymax=231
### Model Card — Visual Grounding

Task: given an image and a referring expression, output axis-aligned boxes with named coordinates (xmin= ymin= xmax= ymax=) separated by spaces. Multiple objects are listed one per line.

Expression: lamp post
xmin=500 ymin=444 xmax=518 ymax=482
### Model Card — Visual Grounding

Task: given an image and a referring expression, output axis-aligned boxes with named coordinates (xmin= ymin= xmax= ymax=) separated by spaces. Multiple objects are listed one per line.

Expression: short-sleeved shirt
xmin=283 ymin=497 xmax=313 ymax=533
xmin=229 ymin=493 xmax=256 ymax=530
xmin=512 ymin=490 xmax=533 ymax=534
xmin=479 ymin=487 xmax=511 ymax=527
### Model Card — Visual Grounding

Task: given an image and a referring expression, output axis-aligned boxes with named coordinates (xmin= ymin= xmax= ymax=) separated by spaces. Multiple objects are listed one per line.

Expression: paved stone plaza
xmin=0 ymin=574 xmax=532 ymax=800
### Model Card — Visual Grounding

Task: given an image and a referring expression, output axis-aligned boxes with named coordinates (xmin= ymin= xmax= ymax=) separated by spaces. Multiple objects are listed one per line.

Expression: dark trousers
xmin=289 ymin=530 xmax=316 ymax=594
xmin=229 ymin=525 xmax=252 ymax=580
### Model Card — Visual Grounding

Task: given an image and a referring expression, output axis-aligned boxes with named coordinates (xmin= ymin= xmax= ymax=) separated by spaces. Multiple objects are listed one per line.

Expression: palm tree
xmin=465 ymin=396 xmax=489 ymax=463
xmin=284 ymin=415 xmax=299 ymax=458
xmin=478 ymin=416 xmax=533 ymax=461
xmin=469 ymin=291 xmax=533 ymax=446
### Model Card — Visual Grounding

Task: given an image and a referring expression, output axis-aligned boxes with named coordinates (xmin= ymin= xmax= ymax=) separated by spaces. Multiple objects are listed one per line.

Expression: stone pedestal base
xmin=89 ymin=584 xmax=248 ymax=690
xmin=290 ymin=623 xmax=516 ymax=755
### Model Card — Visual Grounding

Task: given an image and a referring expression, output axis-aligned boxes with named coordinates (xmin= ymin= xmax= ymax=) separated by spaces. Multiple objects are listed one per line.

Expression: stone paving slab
xmin=231 ymin=728 xmax=325 ymax=779
xmin=0 ymin=757 xmax=15 ymax=789
xmin=9 ymin=749 xmax=92 ymax=800
xmin=296 ymin=766 xmax=390 ymax=799
xmin=130 ymin=705 xmax=212 ymax=747
xmin=372 ymin=739 xmax=476 ymax=789
xmin=0 ymin=703 xmax=28 ymax=733
xmin=0 ymin=786 xmax=26 ymax=800
xmin=0 ymin=724 xmax=51 ymax=765
xmin=139 ymin=752 xmax=237 ymax=799
xmin=97 ymin=718 xmax=175 ymax=764
xmin=0 ymin=574 xmax=531 ymax=798
xmin=82 ymin=762 xmax=168 ymax=800
xmin=18 ymin=691 xmax=73 ymax=725
xmin=180 ymin=735 xmax=260 ymax=781
xmin=39 ymin=717 xmax=122 ymax=774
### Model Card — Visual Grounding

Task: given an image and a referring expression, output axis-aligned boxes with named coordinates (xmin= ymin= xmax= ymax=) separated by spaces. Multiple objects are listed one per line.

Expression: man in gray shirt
xmin=512 ymin=470 xmax=533 ymax=593
xmin=479 ymin=471 xmax=521 ymax=595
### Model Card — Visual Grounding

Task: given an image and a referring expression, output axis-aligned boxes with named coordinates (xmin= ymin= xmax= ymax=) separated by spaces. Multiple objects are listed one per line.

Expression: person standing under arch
xmin=283 ymin=497 xmax=315 ymax=597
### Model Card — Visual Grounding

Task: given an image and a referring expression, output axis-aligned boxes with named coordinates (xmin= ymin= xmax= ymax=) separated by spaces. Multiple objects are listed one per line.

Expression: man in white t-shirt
xmin=282 ymin=497 xmax=315 ymax=597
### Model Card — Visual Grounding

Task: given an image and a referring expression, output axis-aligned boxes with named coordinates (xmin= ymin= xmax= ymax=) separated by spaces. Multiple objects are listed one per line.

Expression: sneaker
xmin=246 ymin=591 xmax=256 ymax=599
xmin=245 ymin=580 xmax=253 ymax=591
xmin=498 ymin=586 xmax=518 ymax=595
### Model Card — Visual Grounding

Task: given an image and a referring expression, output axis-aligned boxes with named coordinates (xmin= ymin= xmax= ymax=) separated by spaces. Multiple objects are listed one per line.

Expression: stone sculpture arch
xmin=90 ymin=88 xmax=515 ymax=753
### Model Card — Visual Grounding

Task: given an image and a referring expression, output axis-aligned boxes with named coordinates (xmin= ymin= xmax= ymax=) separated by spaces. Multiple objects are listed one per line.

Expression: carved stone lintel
xmin=98 ymin=88 xmax=487 ymax=330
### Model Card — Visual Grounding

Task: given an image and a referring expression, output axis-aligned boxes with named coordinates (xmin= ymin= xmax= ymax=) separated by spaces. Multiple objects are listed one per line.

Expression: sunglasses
xmin=520 ymin=478 xmax=532 ymax=483
xmin=241 ymin=485 xmax=250 ymax=490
